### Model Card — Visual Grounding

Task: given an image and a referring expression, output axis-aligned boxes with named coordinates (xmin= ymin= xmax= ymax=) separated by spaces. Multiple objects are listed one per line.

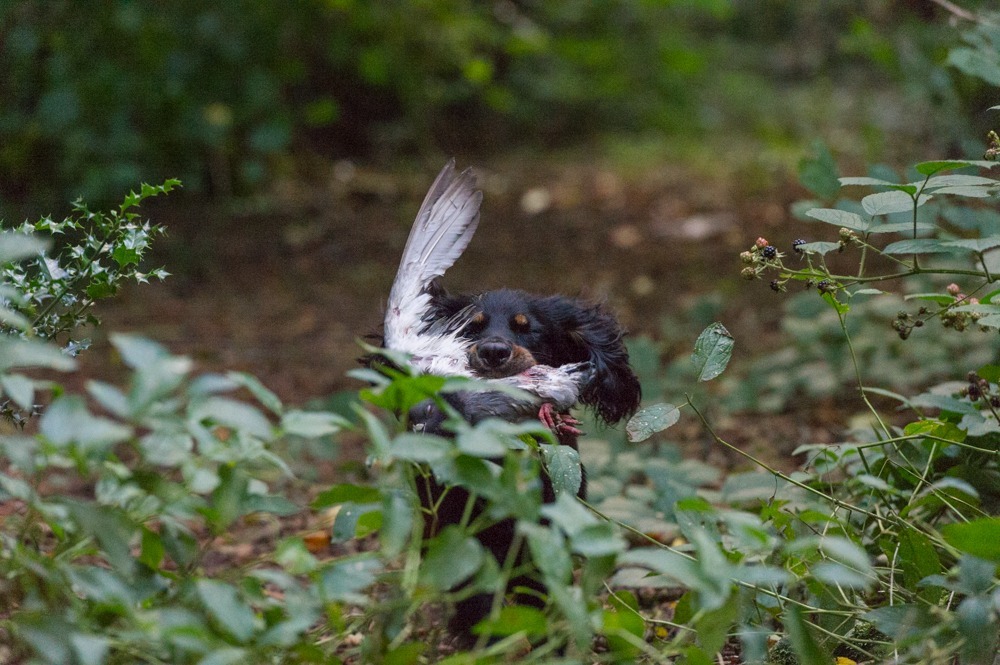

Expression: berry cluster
xmin=940 ymin=283 xmax=982 ymax=333
xmin=959 ymin=371 xmax=1000 ymax=408
xmin=740 ymin=237 xmax=785 ymax=282
xmin=891 ymin=309 xmax=925 ymax=340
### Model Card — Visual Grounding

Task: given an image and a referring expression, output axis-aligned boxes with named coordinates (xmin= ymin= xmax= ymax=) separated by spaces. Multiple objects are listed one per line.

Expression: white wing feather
xmin=383 ymin=160 xmax=482 ymax=376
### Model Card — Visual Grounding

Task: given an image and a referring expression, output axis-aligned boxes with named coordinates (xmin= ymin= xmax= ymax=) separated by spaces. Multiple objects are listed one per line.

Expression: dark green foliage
xmin=0 ymin=0 xmax=719 ymax=206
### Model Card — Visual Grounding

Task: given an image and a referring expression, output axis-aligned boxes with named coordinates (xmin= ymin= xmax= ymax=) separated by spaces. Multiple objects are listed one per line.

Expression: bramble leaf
xmin=691 ymin=323 xmax=734 ymax=382
xmin=883 ymin=239 xmax=962 ymax=255
xmin=862 ymin=190 xmax=922 ymax=216
xmin=942 ymin=518 xmax=1000 ymax=562
xmin=626 ymin=403 xmax=680 ymax=442
xmin=915 ymin=159 xmax=1000 ymax=176
xmin=805 ymin=208 xmax=869 ymax=231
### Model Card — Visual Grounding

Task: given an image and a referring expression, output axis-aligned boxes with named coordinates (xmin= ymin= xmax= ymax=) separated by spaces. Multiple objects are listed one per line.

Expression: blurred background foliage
xmin=1 ymin=0 xmax=997 ymax=211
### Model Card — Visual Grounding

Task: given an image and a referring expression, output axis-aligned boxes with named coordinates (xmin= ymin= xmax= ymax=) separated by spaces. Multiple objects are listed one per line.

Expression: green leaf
xmin=539 ymin=492 xmax=598 ymax=535
xmin=190 ymin=397 xmax=273 ymax=439
xmin=904 ymin=292 xmax=955 ymax=304
xmin=804 ymin=207 xmax=869 ymax=231
xmin=867 ymin=221 xmax=936 ymax=234
xmin=420 ymin=526 xmax=483 ymax=590
xmin=387 ymin=432 xmax=451 ymax=462
xmin=312 ymin=483 xmax=382 ymax=509
xmin=811 ymin=561 xmax=872 ymax=588
xmin=70 ymin=633 xmax=110 ymax=665
xmin=456 ymin=422 xmax=510 ymax=457
xmin=839 ymin=176 xmax=896 ymax=187
xmin=139 ymin=430 xmax=193 ymax=466
xmin=275 ymin=538 xmax=319 ymax=574
xmin=111 ymin=245 xmax=140 ymax=267
xmin=694 ymin=596 xmax=739 ymax=655
xmin=569 ymin=522 xmax=626 ymax=557
xmin=319 ymin=556 xmax=380 ymax=603
xmin=943 ymin=236 xmax=1000 ymax=252
xmin=923 ymin=174 xmax=999 ymax=188
xmin=0 ymin=337 xmax=76 ymax=372
xmin=0 ymin=232 xmax=49 ymax=263
xmin=887 ymin=183 xmax=918 ymax=195
xmin=281 ymin=409 xmax=347 ymax=438
xmin=380 ymin=490 xmax=412 ymax=557
xmin=932 ymin=185 xmax=996 ymax=198
xmin=69 ymin=503 xmax=136 ymax=574
xmin=942 ymin=518 xmax=1000 ymax=562
xmin=541 ymin=444 xmax=583 ymax=496
xmin=85 ymin=276 xmax=115 ymax=300
xmin=227 ymin=371 xmax=283 ymax=414
xmin=863 ymin=604 xmax=936 ymax=643
xmin=523 ymin=522 xmax=572 ymax=584
xmin=603 ymin=591 xmax=645 ymax=658
xmin=862 ymin=190 xmax=920 ymax=216
xmin=915 ymin=160 xmax=998 ymax=176
xmin=476 ymin=605 xmax=550 ymax=639
xmin=86 ymin=380 xmax=130 ymax=418
xmin=626 ymin=403 xmax=680 ymax=442
xmin=794 ymin=241 xmax=842 ymax=256
xmin=977 ymin=363 xmax=1000 ymax=382
xmin=958 ymin=596 xmax=999 ymax=665
xmin=198 ymin=648 xmax=249 ymax=665
xmin=892 ymin=529 xmax=943 ymax=603
xmin=785 ymin=605 xmax=829 ymax=665
xmin=40 ymin=395 xmax=133 ymax=450
xmin=196 ymin=579 xmax=259 ymax=643
xmin=0 ymin=305 xmax=30 ymax=332
xmin=1 ymin=373 xmax=35 ymax=410
xmin=691 ymin=322 xmax=734 ymax=382
xmin=139 ymin=526 xmax=165 ymax=569
xmin=883 ymin=239 xmax=963 ymax=255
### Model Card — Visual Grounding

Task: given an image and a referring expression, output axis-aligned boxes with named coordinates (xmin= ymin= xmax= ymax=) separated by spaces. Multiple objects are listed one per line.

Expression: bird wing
xmin=383 ymin=161 xmax=483 ymax=372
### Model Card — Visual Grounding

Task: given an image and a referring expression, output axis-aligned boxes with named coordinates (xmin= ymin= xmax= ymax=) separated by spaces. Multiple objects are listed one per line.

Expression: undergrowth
xmin=4 ymin=22 xmax=1000 ymax=658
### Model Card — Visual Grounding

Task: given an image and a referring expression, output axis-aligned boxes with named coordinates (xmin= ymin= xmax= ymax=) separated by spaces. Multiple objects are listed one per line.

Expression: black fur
xmin=410 ymin=287 xmax=641 ymax=638
xmin=428 ymin=287 xmax=642 ymax=425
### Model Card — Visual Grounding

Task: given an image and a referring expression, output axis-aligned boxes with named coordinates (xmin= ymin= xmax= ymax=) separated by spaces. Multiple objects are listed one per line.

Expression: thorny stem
xmin=837 ymin=307 xmax=892 ymax=440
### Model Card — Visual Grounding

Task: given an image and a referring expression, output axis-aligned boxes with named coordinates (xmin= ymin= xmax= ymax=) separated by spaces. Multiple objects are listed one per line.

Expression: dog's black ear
xmin=544 ymin=297 xmax=641 ymax=425
xmin=425 ymin=280 xmax=473 ymax=320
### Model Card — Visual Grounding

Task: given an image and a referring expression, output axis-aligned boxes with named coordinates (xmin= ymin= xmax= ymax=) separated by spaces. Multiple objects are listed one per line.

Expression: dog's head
xmin=429 ymin=287 xmax=641 ymax=425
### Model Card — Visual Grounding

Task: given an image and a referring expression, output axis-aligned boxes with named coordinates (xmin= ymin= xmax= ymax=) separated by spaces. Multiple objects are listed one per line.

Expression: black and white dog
xmin=374 ymin=161 xmax=640 ymax=637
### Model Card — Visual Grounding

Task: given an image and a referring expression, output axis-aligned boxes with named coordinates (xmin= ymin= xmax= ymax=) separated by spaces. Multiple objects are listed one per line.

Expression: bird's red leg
xmin=538 ymin=403 xmax=584 ymax=436
xmin=538 ymin=402 xmax=558 ymax=430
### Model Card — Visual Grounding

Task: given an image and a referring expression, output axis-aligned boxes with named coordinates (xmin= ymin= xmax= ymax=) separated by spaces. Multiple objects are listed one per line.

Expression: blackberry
xmin=762 ymin=245 xmax=777 ymax=259
xmin=792 ymin=239 xmax=806 ymax=252
xmin=968 ymin=382 xmax=982 ymax=401
xmin=770 ymin=280 xmax=782 ymax=292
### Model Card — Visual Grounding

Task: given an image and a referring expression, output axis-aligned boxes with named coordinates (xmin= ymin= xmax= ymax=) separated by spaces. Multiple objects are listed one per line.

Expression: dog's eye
xmin=510 ymin=313 xmax=531 ymax=333
xmin=467 ymin=311 xmax=486 ymax=333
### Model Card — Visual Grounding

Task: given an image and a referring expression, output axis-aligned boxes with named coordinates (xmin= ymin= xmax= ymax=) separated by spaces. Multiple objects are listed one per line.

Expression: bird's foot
xmin=538 ymin=403 xmax=584 ymax=437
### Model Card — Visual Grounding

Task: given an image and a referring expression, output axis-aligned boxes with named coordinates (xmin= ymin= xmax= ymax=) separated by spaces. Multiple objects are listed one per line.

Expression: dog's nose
xmin=476 ymin=338 xmax=513 ymax=367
